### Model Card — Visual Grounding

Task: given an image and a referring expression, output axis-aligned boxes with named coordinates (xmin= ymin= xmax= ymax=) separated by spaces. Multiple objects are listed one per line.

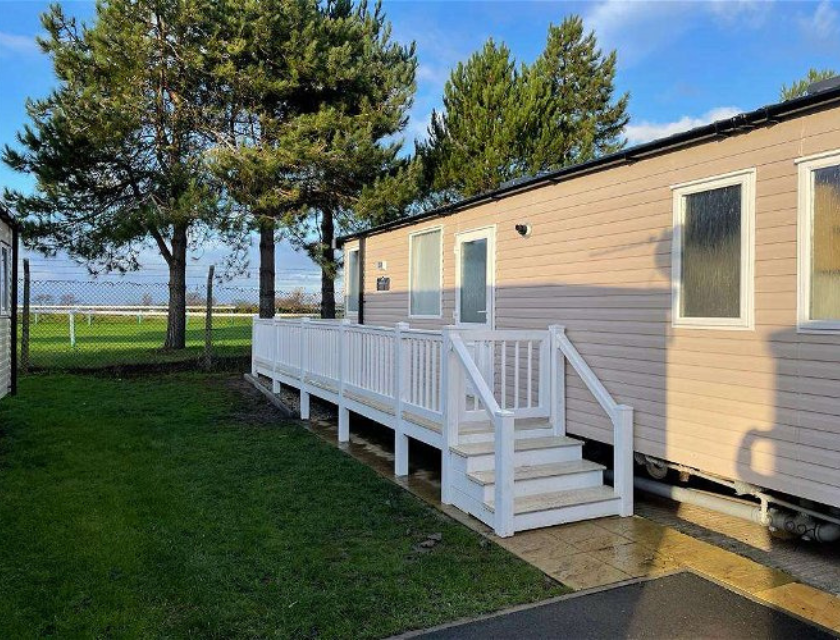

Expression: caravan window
xmin=671 ymin=169 xmax=755 ymax=329
xmin=797 ymin=151 xmax=840 ymax=332
xmin=409 ymin=228 xmax=442 ymax=318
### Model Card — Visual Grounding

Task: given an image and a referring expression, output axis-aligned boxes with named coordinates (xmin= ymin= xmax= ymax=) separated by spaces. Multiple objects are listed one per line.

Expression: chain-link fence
xmin=16 ymin=271 xmax=329 ymax=372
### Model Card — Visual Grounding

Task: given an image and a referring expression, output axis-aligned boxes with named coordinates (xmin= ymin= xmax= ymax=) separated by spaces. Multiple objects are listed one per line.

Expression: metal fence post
xmin=204 ymin=265 xmax=214 ymax=370
xmin=21 ymin=259 xmax=30 ymax=374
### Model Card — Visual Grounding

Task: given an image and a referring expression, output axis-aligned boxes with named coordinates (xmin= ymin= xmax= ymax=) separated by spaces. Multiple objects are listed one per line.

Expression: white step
xmin=467 ymin=460 xmax=605 ymax=500
xmin=451 ymin=436 xmax=583 ymax=471
xmin=488 ymin=485 xmax=622 ymax=532
xmin=458 ymin=418 xmax=555 ymax=444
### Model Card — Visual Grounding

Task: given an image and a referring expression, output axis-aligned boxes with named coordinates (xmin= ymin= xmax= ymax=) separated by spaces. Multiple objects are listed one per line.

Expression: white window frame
xmin=671 ymin=168 xmax=756 ymax=330
xmin=0 ymin=242 xmax=10 ymax=318
xmin=344 ymin=246 xmax=360 ymax=318
xmin=408 ymin=226 xmax=443 ymax=319
xmin=796 ymin=149 xmax=840 ymax=333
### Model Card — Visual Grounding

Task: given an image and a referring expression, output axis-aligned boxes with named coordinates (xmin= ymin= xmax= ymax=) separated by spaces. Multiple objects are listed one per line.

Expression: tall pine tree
xmin=418 ymin=40 xmax=520 ymax=198
xmin=420 ymin=16 xmax=628 ymax=200
xmin=520 ymin=16 xmax=628 ymax=174
xmin=3 ymin=0 xmax=231 ymax=349
xmin=212 ymin=0 xmax=416 ymax=319
xmin=279 ymin=0 xmax=416 ymax=318
xmin=210 ymin=0 xmax=324 ymax=318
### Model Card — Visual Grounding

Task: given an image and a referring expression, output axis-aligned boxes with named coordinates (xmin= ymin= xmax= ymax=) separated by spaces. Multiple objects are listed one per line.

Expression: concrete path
xmin=405 ymin=572 xmax=839 ymax=640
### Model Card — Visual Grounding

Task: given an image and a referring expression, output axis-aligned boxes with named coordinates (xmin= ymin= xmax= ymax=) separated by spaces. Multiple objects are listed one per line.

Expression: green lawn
xmin=21 ymin=314 xmax=252 ymax=370
xmin=0 ymin=373 xmax=564 ymax=638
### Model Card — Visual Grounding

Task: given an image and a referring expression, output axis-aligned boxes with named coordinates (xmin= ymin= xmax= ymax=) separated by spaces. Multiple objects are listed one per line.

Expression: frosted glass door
xmin=456 ymin=229 xmax=493 ymax=328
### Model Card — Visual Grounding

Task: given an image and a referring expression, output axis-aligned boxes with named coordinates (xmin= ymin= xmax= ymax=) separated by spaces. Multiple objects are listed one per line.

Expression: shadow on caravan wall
xmin=361 ymin=226 xmax=840 ymax=515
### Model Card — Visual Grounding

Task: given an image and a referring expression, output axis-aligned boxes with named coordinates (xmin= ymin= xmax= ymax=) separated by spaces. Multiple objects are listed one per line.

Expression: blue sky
xmin=1 ymin=0 xmax=839 ymax=287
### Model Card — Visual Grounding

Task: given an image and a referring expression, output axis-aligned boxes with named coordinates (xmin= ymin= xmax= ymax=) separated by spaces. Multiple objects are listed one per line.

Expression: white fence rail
xmin=252 ymin=318 xmax=635 ymax=533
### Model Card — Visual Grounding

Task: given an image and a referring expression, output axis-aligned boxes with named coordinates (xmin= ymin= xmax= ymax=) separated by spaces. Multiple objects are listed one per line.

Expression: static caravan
xmin=0 ymin=205 xmax=17 ymax=400
xmin=338 ymin=86 xmax=840 ymax=521
xmin=254 ymin=85 xmax=840 ymax=537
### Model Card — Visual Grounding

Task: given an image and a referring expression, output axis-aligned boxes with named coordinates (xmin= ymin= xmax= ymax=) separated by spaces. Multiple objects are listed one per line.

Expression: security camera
xmin=515 ymin=223 xmax=532 ymax=237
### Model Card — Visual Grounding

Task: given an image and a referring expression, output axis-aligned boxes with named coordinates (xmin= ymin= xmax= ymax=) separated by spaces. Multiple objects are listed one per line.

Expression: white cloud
xmin=708 ymin=0 xmax=773 ymax=28
xmin=584 ymin=0 xmax=692 ymax=67
xmin=798 ymin=0 xmax=840 ymax=43
xmin=0 ymin=31 xmax=39 ymax=57
xmin=624 ymin=106 xmax=743 ymax=145
xmin=584 ymin=0 xmax=771 ymax=67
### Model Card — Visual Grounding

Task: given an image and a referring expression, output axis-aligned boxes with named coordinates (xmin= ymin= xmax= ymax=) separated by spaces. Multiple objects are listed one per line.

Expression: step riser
xmin=480 ymin=470 xmax=604 ymax=501
xmin=458 ymin=428 xmax=555 ymax=445
xmin=513 ymin=498 xmax=622 ymax=532
xmin=449 ymin=483 xmax=495 ymax=528
xmin=462 ymin=445 xmax=583 ymax=472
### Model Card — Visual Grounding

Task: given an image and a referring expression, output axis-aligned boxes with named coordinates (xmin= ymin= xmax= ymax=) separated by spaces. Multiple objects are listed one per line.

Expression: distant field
xmin=19 ymin=313 xmax=253 ymax=370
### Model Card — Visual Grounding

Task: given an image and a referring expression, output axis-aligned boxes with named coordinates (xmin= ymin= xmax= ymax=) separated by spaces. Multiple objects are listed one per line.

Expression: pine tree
xmin=212 ymin=0 xmax=416 ymax=319
xmin=209 ymin=0 xmax=325 ymax=318
xmin=3 ymin=0 xmax=231 ymax=349
xmin=420 ymin=16 xmax=628 ymax=200
xmin=277 ymin=0 xmax=417 ymax=318
xmin=520 ymin=16 xmax=628 ymax=174
xmin=780 ymin=68 xmax=837 ymax=101
xmin=418 ymin=40 xmax=521 ymax=198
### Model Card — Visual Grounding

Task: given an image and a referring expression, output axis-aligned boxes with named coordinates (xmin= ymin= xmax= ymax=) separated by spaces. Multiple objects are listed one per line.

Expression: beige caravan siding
xmin=0 ymin=220 xmax=11 ymax=400
xmin=354 ymin=106 xmax=840 ymax=509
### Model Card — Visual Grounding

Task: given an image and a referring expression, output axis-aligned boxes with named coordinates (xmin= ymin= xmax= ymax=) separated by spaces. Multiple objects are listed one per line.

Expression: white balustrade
xmin=251 ymin=318 xmax=635 ymax=534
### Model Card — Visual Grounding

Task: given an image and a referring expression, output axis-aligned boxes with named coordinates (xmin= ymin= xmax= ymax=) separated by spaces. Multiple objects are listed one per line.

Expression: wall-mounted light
xmin=515 ymin=223 xmax=532 ymax=238
xmin=376 ymin=260 xmax=388 ymax=271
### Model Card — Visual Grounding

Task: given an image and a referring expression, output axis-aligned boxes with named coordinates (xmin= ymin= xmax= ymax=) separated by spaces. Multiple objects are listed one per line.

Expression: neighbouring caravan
xmin=0 ymin=205 xmax=18 ymax=401
xmin=338 ymin=85 xmax=840 ymax=516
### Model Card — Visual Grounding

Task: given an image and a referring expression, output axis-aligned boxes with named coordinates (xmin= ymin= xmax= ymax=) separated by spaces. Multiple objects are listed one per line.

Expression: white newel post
xmin=394 ymin=322 xmax=410 ymax=476
xmin=440 ymin=326 xmax=462 ymax=505
xmin=494 ymin=410 xmax=516 ymax=538
xmin=549 ymin=325 xmax=566 ymax=436
xmin=272 ymin=320 xmax=281 ymax=393
xmin=614 ymin=404 xmax=635 ymax=516
xmin=338 ymin=319 xmax=351 ymax=442
xmin=300 ymin=317 xmax=311 ymax=420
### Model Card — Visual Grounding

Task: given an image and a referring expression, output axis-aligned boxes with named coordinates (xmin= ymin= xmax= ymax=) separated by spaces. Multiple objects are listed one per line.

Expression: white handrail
xmin=448 ymin=330 xmax=515 ymax=537
xmin=553 ymin=327 xmax=619 ymax=422
xmin=551 ymin=324 xmax=634 ymax=517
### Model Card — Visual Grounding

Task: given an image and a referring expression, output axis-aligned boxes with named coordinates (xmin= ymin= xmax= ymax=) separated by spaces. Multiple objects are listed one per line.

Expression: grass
xmin=0 ymin=373 xmax=565 ymax=638
xmin=21 ymin=314 xmax=252 ymax=370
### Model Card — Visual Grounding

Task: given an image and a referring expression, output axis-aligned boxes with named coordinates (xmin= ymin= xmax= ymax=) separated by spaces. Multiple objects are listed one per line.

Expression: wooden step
xmin=451 ymin=435 xmax=582 ymax=457
xmin=458 ymin=417 xmax=552 ymax=435
xmin=467 ymin=459 xmax=605 ymax=486
xmin=487 ymin=485 xmax=618 ymax=514
xmin=516 ymin=486 xmax=618 ymax=515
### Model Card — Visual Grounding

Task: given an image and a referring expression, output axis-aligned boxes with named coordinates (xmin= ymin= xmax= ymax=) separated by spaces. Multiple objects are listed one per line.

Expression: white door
xmin=455 ymin=227 xmax=495 ymax=329
xmin=455 ymin=227 xmax=496 ymax=396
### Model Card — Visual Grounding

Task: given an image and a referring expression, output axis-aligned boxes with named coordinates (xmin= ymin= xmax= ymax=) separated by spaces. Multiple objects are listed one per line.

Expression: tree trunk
xmin=165 ymin=224 xmax=188 ymax=350
xmin=320 ymin=210 xmax=336 ymax=319
xmin=259 ymin=218 xmax=276 ymax=319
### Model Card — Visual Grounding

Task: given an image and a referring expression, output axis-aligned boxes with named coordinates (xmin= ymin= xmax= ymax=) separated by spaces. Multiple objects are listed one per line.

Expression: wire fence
xmin=16 ymin=266 xmax=333 ymax=372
